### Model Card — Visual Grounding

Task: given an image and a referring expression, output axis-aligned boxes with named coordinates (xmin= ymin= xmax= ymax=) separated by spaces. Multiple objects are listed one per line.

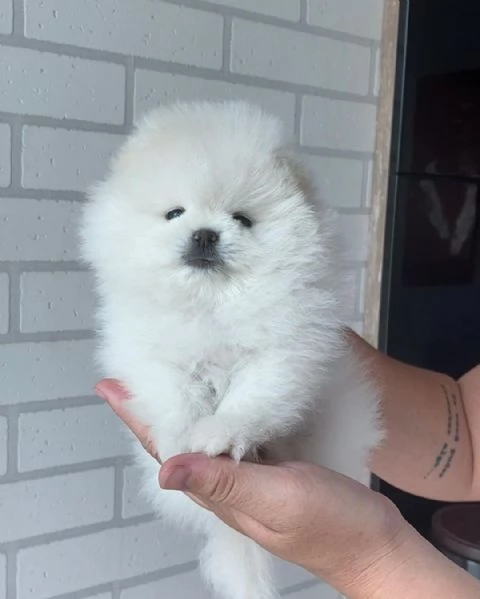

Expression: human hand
xmin=96 ymin=378 xmax=410 ymax=596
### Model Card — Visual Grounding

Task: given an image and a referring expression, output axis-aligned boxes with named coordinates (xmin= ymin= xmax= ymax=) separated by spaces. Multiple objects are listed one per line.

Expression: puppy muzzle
xmin=183 ymin=228 xmax=223 ymax=269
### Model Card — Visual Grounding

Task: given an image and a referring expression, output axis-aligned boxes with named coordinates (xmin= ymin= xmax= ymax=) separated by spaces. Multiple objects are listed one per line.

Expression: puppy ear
xmin=275 ymin=150 xmax=315 ymax=199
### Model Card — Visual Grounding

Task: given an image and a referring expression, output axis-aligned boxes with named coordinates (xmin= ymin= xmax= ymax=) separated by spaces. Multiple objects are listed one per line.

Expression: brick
xmin=301 ymin=155 xmax=364 ymax=208
xmin=337 ymin=214 xmax=370 ymax=262
xmin=0 ymin=273 xmax=9 ymax=334
xmin=121 ymin=569 xmax=209 ymax=599
xmin=134 ymin=70 xmax=296 ymax=136
xmin=22 ymin=127 xmax=122 ymax=192
xmin=373 ymin=47 xmax=381 ymax=96
xmin=343 ymin=268 xmax=361 ymax=319
xmin=365 ymin=159 xmax=374 ymax=206
xmin=0 ymin=554 xmax=5 ymax=599
xmin=18 ymin=404 xmax=129 ymax=471
xmin=0 ymin=469 xmax=114 ymax=542
xmin=0 ymin=198 xmax=81 ymax=261
xmin=207 ymin=0 xmax=301 ymax=21
xmin=0 ymin=340 xmax=97 ymax=406
xmin=358 ymin=267 xmax=367 ymax=316
xmin=0 ymin=0 xmax=13 ymax=34
xmin=306 ymin=0 xmax=383 ymax=40
xmin=25 ymin=0 xmax=223 ymax=69
xmin=20 ymin=271 xmax=95 ymax=333
xmin=119 ymin=555 xmax=316 ymax=599
xmin=0 ymin=415 xmax=7 ymax=475
xmin=0 ymin=123 xmax=11 ymax=188
xmin=231 ymin=19 xmax=370 ymax=95
xmin=0 ymin=47 xmax=125 ymax=124
xmin=122 ymin=464 xmax=154 ymax=519
xmin=17 ymin=521 xmax=198 ymax=598
xmin=275 ymin=559 xmax=316 ymax=590
xmin=286 ymin=583 xmax=339 ymax=598
xmin=349 ymin=319 xmax=364 ymax=336
xmin=301 ymin=96 xmax=377 ymax=152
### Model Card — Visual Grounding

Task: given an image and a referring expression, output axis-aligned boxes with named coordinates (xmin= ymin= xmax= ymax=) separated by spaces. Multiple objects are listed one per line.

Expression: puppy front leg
xmin=190 ymin=354 xmax=311 ymax=461
xmin=125 ymin=367 xmax=205 ymax=461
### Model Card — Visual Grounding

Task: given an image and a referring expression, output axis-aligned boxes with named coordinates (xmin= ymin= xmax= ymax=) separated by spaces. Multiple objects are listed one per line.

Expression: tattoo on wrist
xmin=424 ymin=384 xmax=460 ymax=479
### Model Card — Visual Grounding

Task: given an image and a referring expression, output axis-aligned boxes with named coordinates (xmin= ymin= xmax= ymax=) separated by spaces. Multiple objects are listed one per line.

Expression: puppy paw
xmin=190 ymin=415 xmax=248 ymax=462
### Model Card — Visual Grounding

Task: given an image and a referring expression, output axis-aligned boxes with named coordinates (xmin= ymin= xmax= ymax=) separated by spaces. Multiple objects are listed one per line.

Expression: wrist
xmin=307 ymin=494 xmax=412 ymax=595
xmin=340 ymin=520 xmax=480 ymax=599
xmin=340 ymin=521 xmax=417 ymax=599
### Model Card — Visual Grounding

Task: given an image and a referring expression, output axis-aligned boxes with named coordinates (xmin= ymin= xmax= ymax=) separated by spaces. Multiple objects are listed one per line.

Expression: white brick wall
xmin=288 ymin=584 xmax=340 ymax=599
xmin=306 ymin=0 xmax=384 ymax=40
xmin=231 ymin=19 xmax=371 ymax=94
xmin=25 ymin=0 xmax=224 ymax=68
xmin=0 ymin=273 xmax=9 ymax=334
xmin=338 ymin=214 xmax=370 ymax=262
xmin=302 ymin=155 xmax=365 ymax=208
xmin=301 ymin=96 xmax=378 ymax=152
xmin=0 ymin=0 xmax=382 ymax=597
xmin=275 ymin=560 xmax=317 ymax=591
xmin=0 ymin=47 xmax=126 ymax=124
xmin=0 ymin=123 xmax=11 ymax=187
xmin=17 ymin=522 xmax=198 ymax=599
xmin=22 ymin=128 xmax=123 ymax=191
xmin=20 ymin=271 xmax=94 ymax=332
xmin=122 ymin=464 xmax=154 ymax=519
xmin=119 ymin=564 xmax=323 ymax=599
xmin=0 ymin=415 xmax=7 ymax=475
xmin=208 ymin=0 xmax=301 ymax=21
xmin=0 ymin=340 xmax=97 ymax=405
xmin=0 ymin=554 xmax=6 ymax=599
xmin=1 ymin=469 xmax=114 ymax=543
xmin=120 ymin=570 xmax=209 ymax=599
xmin=0 ymin=0 xmax=13 ymax=34
xmin=0 ymin=199 xmax=81 ymax=261
xmin=374 ymin=48 xmax=382 ymax=96
xmin=18 ymin=404 xmax=129 ymax=471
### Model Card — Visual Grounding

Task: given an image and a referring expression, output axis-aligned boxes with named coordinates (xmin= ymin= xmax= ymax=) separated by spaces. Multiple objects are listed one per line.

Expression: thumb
xmin=160 ymin=453 xmax=296 ymax=526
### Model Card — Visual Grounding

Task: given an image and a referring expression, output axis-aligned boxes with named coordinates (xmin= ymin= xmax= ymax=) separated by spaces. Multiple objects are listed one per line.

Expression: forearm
xmin=348 ymin=331 xmax=476 ymax=501
xmin=343 ymin=523 xmax=480 ymax=599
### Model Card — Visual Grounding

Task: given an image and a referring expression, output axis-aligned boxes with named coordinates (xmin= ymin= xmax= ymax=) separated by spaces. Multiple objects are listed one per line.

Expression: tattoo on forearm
xmin=444 ymin=387 xmax=452 ymax=436
xmin=424 ymin=384 xmax=461 ymax=479
xmin=439 ymin=447 xmax=457 ymax=478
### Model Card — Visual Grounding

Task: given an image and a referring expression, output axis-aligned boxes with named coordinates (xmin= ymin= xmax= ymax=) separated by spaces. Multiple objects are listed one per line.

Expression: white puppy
xmin=80 ymin=101 xmax=382 ymax=599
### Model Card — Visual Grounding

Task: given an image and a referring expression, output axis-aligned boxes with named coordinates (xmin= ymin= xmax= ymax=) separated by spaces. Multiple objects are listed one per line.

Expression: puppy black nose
xmin=192 ymin=229 xmax=219 ymax=246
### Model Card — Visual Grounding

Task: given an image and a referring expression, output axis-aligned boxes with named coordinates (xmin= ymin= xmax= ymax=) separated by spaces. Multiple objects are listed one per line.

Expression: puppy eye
xmin=165 ymin=207 xmax=185 ymax=221
xmin=232 ymin=213 xmax=253 ymax=228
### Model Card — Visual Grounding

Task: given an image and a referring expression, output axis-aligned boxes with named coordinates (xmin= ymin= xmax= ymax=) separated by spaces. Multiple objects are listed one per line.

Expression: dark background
xmin=376 ymin=0 xmax=480 ymax=539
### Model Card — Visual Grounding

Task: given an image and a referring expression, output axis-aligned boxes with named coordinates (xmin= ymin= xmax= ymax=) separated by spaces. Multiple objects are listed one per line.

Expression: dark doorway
xmin=376 ymin=0 xmax=480 ymax=539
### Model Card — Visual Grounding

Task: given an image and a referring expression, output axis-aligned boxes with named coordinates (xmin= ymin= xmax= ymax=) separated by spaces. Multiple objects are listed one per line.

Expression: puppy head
xmin=81 ymin=102 xmax=321 ymax=301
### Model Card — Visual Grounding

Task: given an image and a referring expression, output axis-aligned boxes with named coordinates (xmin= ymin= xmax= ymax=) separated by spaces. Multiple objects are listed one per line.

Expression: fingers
xmin=167 ymin=460 xmax=270 ymax=539
xmin=159 ymin=453 xmax=301 ymax=532
xmin=95 ymin=378 xmax=161 ymax=463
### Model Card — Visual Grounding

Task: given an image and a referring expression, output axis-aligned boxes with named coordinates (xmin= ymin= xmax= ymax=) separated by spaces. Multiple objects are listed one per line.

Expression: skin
xmin=95 ymin=331 xmax=480 ymax=598
xmin=353 ymin=332 xmax=478 ymax=501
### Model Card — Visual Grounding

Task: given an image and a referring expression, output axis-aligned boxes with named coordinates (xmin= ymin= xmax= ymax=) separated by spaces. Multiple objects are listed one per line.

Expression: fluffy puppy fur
xmin=80 ymin=101 xmax=383 ymax=599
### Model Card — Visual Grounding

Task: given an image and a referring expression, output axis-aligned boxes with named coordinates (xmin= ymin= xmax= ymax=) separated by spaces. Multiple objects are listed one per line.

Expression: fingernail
xmin=160 ymin=466 xmax=192 ymax=491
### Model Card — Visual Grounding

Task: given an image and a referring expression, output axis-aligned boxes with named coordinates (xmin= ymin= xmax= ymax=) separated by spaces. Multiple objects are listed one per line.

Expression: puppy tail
xmin=201 ymin=521 xmax=278 ymax=599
